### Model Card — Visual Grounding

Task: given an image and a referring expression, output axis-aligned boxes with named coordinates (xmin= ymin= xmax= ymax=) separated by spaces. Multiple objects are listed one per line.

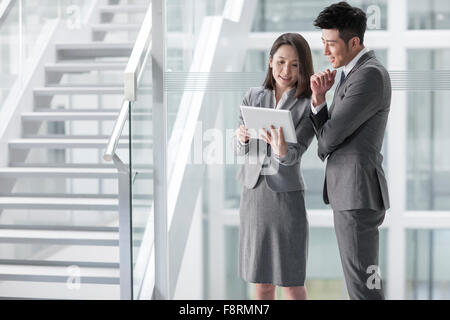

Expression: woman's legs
xmin=282 ymin=286 xmax=307 ymax=300
xmin=254 ymin=284 xmax=307 ymax=300
xmin=254 ymin=283 xmax=276 ymax=300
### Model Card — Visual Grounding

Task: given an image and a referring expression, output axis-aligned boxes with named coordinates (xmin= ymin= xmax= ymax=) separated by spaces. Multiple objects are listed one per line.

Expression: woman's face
xmin=269 ymin=44 xmax=299 ymax=93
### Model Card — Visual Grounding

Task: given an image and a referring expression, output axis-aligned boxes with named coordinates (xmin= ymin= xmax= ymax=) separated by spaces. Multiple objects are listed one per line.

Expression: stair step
xmin=56 ymin=42 xmax=134 ymax=60
xmin=0 ymin=263 xmax=119 ymax=284
xmin=0 ymin=282 xmax=119 ymax=299
xmin=98 ymin=5 xmax=148 ymax=14
xmin=0 ymin=224 xmax=143 ymax=233
xmin=0 ymin=167 xmax=153 ymax=179
xmin=33 ymin=108 xmax=121 ymax=113
xmin=45 ymin=63 xmax=126 ymax=73
xmin=0 ymin=197 xmax=118 ymax=211
xmin=8 ymin=138 xmax=152 ymax=149
xmin=56 ymin=42 xmax=134 ymax=50
xmin=9 ymin=163 xmax=119 ymax=169
xmin=0 ymin=228 xmax=119 ymax=246
xmin=23 ymin=135 xmax=130 ymax=139
xmin=91 ymin=24 xmax=141 ymax=32
xmin=0 ymin=225 xmax=118 ymax=232
xmin=8 ymin=163 xmax=153 ymax=170
xmin=0 ymin=168 xmax=119 ymax=179
xmin=33 ymin=108 xmax=150 ymax=114
xmin=0 ymin=259 xmax=119 ymax=268
xmin=0 ymin=193 xmax=118 ymax=199
xmin=22 ymin=112 xmax=119 ymax=121
xmin=34 ymin=87 xmax=123 ymax=96
xmin=22 ymin=112 xmax=151 ymax=122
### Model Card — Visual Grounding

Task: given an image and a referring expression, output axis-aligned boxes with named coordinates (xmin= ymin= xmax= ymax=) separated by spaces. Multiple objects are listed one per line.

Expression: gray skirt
xmin=239 ymin=175 xmax=308 ymax=287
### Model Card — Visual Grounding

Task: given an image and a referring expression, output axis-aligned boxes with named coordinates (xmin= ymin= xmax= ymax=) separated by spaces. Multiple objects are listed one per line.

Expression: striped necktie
xmin=339 ymin=71 xmax=346 ymax=87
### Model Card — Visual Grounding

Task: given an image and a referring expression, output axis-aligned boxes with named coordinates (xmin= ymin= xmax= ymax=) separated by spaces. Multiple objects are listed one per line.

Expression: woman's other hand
xmin=260 ymin=125 xmax=288 ymax=158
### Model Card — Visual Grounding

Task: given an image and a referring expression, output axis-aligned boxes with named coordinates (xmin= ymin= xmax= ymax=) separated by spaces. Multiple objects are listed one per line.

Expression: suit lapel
xmin=329 ymin=51 xmax=376 ymax=117
xmin=278 ymin=96 xmax=298 ymax=111
xmin=277 ymin=87 xmax=298 ymax=111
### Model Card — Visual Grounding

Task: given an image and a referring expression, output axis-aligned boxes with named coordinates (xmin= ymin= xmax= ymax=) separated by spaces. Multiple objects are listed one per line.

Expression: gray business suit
xmin=234 ymin=86 xmax=315 ymax=286
xmin=310 ymin=51 xmax=391 ymax=299
xmin=234 ymin=87 xmax=315 ymax=191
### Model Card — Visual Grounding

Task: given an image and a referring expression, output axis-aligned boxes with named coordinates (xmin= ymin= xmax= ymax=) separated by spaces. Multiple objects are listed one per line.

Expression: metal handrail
xmin=103 ymin=100 xmax=129 ymax=162
xmin=124 ymin=3 xmax=152 ymax=101
xmin=103 ymin=3 xmax=152 ymax=161
xmin=102 ymin=1 xmax=153 ymax=300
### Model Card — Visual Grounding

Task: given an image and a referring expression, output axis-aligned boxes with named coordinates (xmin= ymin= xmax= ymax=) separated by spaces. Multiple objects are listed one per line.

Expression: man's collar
xmin=343 ymin=47 xmax=368 ymax=77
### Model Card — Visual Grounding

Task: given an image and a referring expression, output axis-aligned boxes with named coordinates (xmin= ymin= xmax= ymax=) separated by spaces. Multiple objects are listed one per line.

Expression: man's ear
xmin=351 ymin=36 xmax=360 ymax=50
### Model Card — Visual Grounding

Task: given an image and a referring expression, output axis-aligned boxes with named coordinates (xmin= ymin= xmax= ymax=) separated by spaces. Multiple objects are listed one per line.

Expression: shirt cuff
xmin=311 ymin=101 xmax=327 ymax=115
xmin=273 ymin=151 xmax=288 ymax=163
xmin=239 ymin=139 xmax=249 ymax=146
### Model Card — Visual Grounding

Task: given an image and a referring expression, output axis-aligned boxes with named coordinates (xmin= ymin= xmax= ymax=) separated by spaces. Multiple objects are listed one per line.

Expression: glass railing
xmin=104 ymin=0 xmax=153 ymax=299
xmin=129 ymin=48 xmax=154 ymax=299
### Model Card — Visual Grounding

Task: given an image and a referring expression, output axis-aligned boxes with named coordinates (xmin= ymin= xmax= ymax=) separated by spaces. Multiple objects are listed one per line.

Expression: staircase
xmin=0 ymin=0 xmax=150 ymax=300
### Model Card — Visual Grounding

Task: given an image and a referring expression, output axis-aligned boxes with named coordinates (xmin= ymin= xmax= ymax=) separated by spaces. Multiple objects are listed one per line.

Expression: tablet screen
xmin=240 ymin=106 xmax=297 ymax=143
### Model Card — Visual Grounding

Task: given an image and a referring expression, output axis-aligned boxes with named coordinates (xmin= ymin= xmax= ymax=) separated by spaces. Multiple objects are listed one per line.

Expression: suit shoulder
xmin=246 ymin=86 xmax=266 ymax=97
xmin=349 ymin=63 xmax=391 ymax=98
xmin=363 ymin=58 xmax=389 ymax=76
xmin=352 ymin=64 xmax=386 ymax=85
xmin=242 ymin=86 xmax=266 ymax=106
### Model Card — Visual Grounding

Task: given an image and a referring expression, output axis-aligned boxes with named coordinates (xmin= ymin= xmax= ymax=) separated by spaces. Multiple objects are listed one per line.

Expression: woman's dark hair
xmin=263 ymin=33 xmax=314 ymax=99
xmin=314 ymin=1 xmax=367 ymax=45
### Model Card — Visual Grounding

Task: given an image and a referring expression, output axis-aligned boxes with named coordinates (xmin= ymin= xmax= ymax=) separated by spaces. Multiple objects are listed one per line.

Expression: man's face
xmin=321 ymin=29 xmax=352 ymax=69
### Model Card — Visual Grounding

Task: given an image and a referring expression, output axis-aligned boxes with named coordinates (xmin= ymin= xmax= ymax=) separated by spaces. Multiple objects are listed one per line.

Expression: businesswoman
xmin=233 ymin=33 xmax=315 ymax=300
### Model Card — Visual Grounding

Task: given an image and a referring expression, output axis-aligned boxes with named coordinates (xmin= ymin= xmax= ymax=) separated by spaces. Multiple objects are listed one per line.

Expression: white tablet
xmin=240 ymin=106 xmax=297 ymax=143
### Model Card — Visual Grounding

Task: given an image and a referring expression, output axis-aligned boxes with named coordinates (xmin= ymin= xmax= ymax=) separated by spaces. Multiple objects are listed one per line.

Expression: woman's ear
xmin=269 ymin=57 xmax=273 ymax=69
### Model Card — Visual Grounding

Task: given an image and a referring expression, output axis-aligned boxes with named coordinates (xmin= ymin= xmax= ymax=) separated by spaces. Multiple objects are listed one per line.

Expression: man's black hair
xmin=314 ymin=1 xmax=367 ymax=45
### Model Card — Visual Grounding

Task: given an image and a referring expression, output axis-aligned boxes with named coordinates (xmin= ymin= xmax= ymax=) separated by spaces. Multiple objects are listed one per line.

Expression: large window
xmin=407 ymin=49 xmax=450 ymax=211
xmin=252 ymin=0 xmax=388 ymax=32
xmin=406 ymin=229 xmax=450 ymax=299
xmin=408 ymin=0 xmax=450 ymax=29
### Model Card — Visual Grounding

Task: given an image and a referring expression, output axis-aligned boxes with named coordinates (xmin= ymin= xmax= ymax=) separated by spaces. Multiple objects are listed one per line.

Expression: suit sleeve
xmin=313 ymin=68 xmax=384 ymax=160
xmin=275 ymin=107 xmax=315 ymax=166
xmin=232 ymin=89 xmax=252 ymax=156
xmin=310 ymin=103 xmax=328 ymax=135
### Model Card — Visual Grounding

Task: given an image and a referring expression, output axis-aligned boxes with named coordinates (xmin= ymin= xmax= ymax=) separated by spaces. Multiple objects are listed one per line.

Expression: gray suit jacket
xmin=234 ymin=87 xmax=315 ymax=192
xmin=310 ymin=51 xmax=391 ymax=211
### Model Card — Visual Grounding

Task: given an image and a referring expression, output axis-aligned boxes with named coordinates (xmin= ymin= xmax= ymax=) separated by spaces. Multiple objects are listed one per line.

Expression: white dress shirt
xmin=311 ymin=47 xmax=369 ymax=114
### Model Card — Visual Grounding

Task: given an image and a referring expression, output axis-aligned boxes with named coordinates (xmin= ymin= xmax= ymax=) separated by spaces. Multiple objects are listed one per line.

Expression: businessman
xmin=309 ymin=2 xmax=391 ymax=299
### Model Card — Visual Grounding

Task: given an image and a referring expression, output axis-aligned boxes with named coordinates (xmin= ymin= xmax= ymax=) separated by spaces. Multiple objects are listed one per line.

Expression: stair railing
xmin=104 ymin=1 xmax=153 ymax=300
